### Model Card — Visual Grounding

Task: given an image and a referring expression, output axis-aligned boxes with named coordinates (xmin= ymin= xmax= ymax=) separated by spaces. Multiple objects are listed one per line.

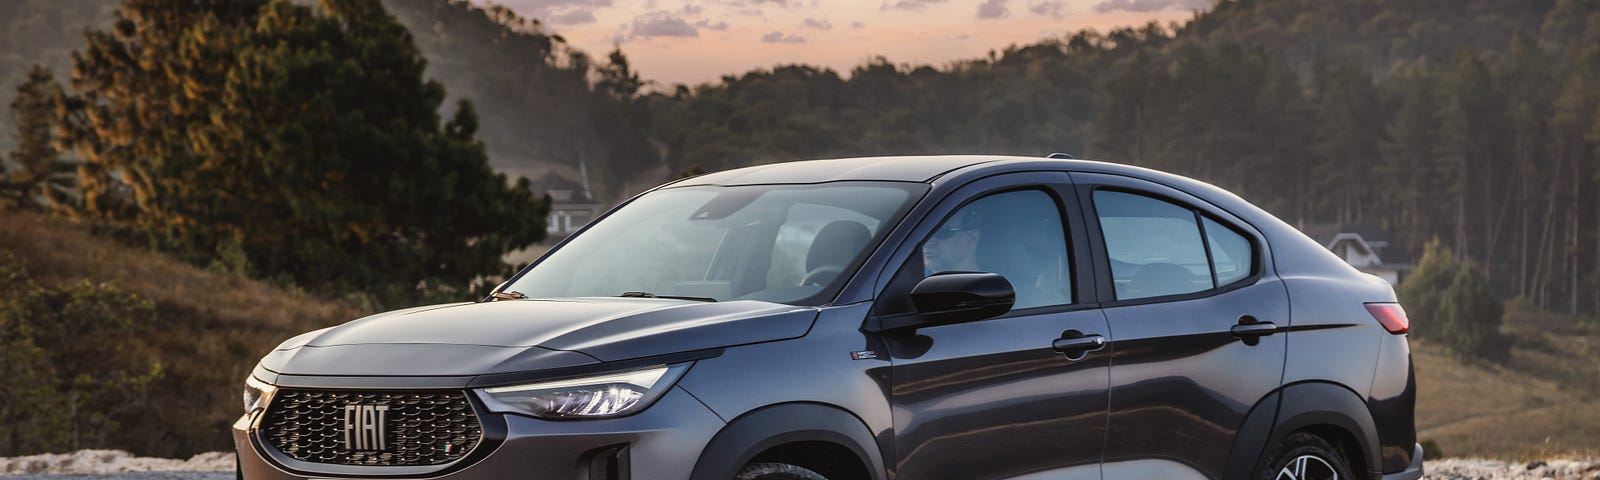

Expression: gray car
xmin=234 ymin=155 xmax=1422 ymax=480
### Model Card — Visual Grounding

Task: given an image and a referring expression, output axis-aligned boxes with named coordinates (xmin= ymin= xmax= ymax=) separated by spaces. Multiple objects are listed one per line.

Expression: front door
xmin=875 ymin=173 xmax=1108 ymax=480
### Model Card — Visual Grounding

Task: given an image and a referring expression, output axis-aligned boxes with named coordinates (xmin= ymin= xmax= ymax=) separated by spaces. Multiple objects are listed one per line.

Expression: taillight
xmin=1365 ymin=303 xmax=1409 ymax=334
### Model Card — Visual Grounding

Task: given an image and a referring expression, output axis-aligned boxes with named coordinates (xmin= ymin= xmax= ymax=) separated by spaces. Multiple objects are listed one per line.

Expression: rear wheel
xmin=1256 ymin=432 xmax=1355 ymax=480
xmin=735 ymin=462 xmax=829 ymax=480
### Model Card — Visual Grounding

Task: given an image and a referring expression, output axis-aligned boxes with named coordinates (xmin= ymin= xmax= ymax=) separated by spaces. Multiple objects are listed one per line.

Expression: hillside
xmin=0 ymin=210 xmax=366 ymax=456
xmin=1415 ymin=340 xmax=1600 ymax=458
xmin=381 ymin=0 xmax=660 ymax=201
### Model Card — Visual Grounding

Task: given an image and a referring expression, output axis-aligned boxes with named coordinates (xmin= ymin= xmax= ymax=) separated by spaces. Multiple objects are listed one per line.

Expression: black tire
xmin=735 ymin=462 xmax=829 ymax=480
xmin=1255 ymin=432 xmax=1357 ymax=480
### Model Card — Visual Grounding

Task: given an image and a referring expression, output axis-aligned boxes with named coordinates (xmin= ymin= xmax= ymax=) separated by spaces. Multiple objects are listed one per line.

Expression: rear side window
xmin=1094 ymin=190 xmax=1258 ymax=301
xmin=1094 ymin=190 xmax=1211 ymax=300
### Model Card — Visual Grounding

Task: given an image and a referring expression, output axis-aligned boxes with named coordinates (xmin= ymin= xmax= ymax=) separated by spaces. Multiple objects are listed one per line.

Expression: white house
xmin=1299 ymin=224 xmax=1412 ymax=285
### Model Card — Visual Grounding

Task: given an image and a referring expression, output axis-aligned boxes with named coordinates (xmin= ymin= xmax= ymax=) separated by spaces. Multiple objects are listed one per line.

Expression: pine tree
xmin=4 ymin=65 xmax=75 ymax=210
xmin=54 ymin=0 xmax=549 ymax=302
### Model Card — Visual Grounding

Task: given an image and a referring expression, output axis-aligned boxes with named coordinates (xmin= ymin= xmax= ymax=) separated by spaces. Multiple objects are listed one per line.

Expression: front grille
xmin=260 ymin=389 xmax=482 ymax=467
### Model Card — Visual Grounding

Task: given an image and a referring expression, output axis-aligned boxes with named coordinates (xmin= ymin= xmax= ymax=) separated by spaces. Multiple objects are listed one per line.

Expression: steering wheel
xmin=801 ymin=265 xmax=845 ymax=286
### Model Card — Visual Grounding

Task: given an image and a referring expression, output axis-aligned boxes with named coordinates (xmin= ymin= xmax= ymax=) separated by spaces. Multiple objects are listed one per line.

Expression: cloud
xmin=497 ymin=0 xmax=615 ymax=25
xmin=880 ymin=0 xmax=946 ymax=11
xmin=1093 ymin=0 xmax=1211 ymax=13
xmin=626 ymin=13 xmax=701 ymax=39
xmin=546 ymin=9 xmax=598 ymax=24
xmin=850 ymin=21 xmax=865 ymax=29
xmin=696 ymin=18 xmax=731 ymax=30
xmin=1028 ymin=0 xmax=1064 ymax=18
xmin=681 ymin=4 xmax=705 ymax=14
xmin=976 ymin=0 xmax=1008 ymax=19
xmin=803 ymin=17 xmax=832 ymax=29
xmin=760 ymin=31 xmax=806 ymax=43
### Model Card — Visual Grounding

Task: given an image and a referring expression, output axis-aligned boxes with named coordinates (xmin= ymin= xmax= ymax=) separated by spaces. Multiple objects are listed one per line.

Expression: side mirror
xmin=869 ymin=272 xmax=1014 ymax=332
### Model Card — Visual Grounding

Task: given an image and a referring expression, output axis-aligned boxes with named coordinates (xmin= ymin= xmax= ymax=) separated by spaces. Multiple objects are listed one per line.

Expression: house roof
xmin=1298 ymin=223 xmax=1412 ymax=265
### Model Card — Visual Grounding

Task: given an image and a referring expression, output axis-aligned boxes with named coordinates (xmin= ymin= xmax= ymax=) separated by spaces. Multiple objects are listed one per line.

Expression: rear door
xmin=872 ymin=172 xmax=1108 ymax=480
xmin=1074 ymin=172 xmax=1289 ymax=479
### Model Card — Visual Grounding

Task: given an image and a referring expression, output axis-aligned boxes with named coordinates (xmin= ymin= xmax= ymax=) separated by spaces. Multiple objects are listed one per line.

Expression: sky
xmin=491 ymin=0 xmax=1213 ymax=87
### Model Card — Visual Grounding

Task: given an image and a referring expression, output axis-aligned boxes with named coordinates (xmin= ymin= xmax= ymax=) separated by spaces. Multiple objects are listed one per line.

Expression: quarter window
xmin=1203 ymin=217 xmax=1253 ymax=286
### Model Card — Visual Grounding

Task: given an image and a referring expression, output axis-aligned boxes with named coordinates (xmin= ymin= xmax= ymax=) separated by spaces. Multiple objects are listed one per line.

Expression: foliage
xmin=0 ymin=0 xmax=116 ymax=156
xmin=50 ymin=0 xmax=549 ymax=305
xmin=2 ymin=65 xmax=74 ymax=209
xmin=0 ymin=252 xmax=162 ymax=456
xmin=1400 ymin=240 xmax=1509 ymax=362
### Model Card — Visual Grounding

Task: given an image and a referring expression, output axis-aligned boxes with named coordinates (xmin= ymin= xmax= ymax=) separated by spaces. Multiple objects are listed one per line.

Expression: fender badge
xmin=850 ymin=350 xmax=878 ymax=360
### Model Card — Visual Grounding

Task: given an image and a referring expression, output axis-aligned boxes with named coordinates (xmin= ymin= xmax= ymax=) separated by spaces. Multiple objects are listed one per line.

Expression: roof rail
xmin=1046 ymin=152 xmax=1074 ymax=159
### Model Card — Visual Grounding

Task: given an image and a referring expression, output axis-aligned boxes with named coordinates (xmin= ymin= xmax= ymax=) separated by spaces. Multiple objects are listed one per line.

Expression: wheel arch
xmin=1263 ymin=381 xmax=1383 ymax=479
xmin=689 ymin=402 xmax=887 ymax=480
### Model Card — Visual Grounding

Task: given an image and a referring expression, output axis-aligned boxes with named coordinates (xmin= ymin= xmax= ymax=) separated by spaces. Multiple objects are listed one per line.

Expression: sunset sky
xmin=492 ymin=0 xmax=1212 ymax=87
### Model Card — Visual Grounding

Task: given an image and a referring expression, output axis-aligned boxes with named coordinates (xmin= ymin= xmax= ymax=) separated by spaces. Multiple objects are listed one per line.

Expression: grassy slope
xmin=0 ymin=209 xmax=365 ymax=456
xmin=1414 ymin=340 xmax=1600 ymax=458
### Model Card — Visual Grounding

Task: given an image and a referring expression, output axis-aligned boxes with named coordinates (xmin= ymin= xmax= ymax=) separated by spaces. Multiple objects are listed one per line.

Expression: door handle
xmin=1230 ymin=320 xmax=1279 ymax=337
xmin=1052 ymin=330 xmax=1106 ymax=360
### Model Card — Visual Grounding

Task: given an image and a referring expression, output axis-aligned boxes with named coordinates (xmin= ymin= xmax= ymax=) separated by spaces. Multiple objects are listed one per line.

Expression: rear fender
xmin=1266 ymin=381 xmax=1383 ymax=479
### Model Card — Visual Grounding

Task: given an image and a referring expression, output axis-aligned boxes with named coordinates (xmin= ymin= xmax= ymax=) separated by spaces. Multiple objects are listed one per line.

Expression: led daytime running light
xmin=477 ymin=364 xmax=688 ymax=419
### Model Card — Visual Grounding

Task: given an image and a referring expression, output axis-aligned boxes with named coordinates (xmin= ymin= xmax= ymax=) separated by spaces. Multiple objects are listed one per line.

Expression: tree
xmin=3 ymin=65 xmax=75 ymax=210
xmin=595 ymin=47 xmax=644 ymax=103
xmin=1400 ymin=240 xmax=1508 ymax=362
xmin=0 ymin=253 xmax=161 ymax=455
xmin=53 ymin=0 xmax=549 ymax=303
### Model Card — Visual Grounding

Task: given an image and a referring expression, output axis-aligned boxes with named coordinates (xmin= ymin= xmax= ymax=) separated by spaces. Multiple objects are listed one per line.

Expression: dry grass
xmin=0 ymin=209 xmax=360 ymax=331
xmin=1414 ymin=340 xmax=1600 ymax=459
xmin=0 ymin=209 xmax=365 ymax=456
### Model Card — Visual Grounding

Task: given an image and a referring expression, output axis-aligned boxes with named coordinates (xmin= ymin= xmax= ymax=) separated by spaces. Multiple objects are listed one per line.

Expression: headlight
xmin=475 ymin=364 xmax=690 ymax=419
xmin=243 ymin=376 xmax=276 ymax=413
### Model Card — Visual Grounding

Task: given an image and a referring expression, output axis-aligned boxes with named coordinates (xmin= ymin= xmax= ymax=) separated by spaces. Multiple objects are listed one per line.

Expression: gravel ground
xmin=4 ymin=451 xmax=1600 ymax=479
xmin=1426 ymin=458 xmax=1600 ymax=479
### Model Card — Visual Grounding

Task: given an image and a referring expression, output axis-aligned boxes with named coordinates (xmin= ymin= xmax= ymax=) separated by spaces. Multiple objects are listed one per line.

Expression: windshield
xmin=505 ymin=182 xmax=924 ymax=305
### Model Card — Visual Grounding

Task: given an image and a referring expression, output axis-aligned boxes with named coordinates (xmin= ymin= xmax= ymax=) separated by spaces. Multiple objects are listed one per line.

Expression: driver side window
xmin=917 ymin=189 xmax=1073 ymax=310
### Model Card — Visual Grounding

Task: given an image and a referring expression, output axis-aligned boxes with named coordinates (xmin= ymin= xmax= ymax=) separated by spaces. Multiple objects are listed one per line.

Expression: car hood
xmin=259 ymin=298 xmax=819 ymax=376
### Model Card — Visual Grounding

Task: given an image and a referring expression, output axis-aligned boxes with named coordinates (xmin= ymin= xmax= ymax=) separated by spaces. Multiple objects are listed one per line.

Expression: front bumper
xmin=1379 ymin=443 xmax=1424 ymax=480
xmin=233 ymin=386 xmax=724 ymax=479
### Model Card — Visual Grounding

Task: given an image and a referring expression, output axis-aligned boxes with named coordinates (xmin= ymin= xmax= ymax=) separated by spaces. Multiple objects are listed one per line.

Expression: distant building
xmin=531 ymin=170 xmax=602 ymax=242
xmin=1298 ymin=224 xmax=1412 ymax=285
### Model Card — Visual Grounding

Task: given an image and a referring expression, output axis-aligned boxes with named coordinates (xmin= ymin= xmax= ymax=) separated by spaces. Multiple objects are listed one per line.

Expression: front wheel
xmin=1256 ymin=432 xmax=1356 ymax=480
xmin=735 ymin=462 xmax=829 ymax=480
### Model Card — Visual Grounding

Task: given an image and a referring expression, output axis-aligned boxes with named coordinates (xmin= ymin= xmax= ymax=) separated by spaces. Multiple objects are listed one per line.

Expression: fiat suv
xmin=234 ymin=155 xmax=1423 ymax=480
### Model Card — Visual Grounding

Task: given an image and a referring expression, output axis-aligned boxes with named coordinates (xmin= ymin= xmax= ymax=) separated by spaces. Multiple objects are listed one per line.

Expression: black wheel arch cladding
xmin=690 ymin=402 xmax=887 ymax=480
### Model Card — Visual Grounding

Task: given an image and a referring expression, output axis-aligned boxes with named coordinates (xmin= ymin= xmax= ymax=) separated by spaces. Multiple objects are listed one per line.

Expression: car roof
xmin=666 ymin=155 xmax=1174 ymax=187
xmin=672 ymin=155 xmax=1004 ymax=185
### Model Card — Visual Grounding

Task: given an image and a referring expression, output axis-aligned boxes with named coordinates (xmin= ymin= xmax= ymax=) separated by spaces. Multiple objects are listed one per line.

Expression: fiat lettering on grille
xmin=343 ymin=404 xmax=390 ymax=451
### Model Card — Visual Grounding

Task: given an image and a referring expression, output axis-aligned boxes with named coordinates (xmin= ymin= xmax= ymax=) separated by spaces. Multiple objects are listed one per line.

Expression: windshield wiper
xmin=618 ymin=291 xmax=717 ymax=302
xmin=489 ymin=290 xmax=528 ymax=301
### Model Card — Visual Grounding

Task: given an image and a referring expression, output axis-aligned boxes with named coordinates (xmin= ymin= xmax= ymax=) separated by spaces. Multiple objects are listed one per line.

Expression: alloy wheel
xmin=1275 ymin=454 xmax=1339 ymax=480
